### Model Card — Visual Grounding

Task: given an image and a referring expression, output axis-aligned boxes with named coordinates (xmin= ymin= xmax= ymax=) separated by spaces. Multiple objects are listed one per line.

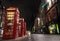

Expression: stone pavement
xmin=0 ymin=34 xmax=60 ymax=41
xmin=31 ymin=34 xmax=60 ymax=41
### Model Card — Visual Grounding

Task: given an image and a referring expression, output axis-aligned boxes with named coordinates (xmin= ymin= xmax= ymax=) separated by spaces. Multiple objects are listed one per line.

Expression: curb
xmin=0 ymin=35 xmax=28 ymax=41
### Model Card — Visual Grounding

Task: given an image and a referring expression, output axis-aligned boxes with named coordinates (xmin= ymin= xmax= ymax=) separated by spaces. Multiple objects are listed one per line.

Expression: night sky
xmin=2 ymin=0 xmax=41 ymax=31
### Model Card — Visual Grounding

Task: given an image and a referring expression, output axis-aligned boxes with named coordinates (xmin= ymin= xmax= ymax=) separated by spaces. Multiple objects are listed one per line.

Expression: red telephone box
xmin=24 ymin=22 xmax=27 ymax=35
xmin=18 ymin=20 xmax=22 ymax=37
xmin=19 ymin=18 xmax=25 ymax=37
xmin=18 ymin=18 xmax=27 ymax=37
xmin=3 ymin=7 xmax=20 ymax=39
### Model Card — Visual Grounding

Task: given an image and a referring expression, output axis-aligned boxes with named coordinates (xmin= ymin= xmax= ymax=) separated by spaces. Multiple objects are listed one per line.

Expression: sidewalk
xmin=0 ymin=35 xmax=28 ymax=41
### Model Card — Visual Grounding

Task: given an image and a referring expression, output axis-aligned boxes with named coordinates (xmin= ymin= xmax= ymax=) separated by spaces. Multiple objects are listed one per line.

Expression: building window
xmin=46 ymin=0 xmax=52 ymax=7
xmin=46 ymin=0 xmax=52 ymax=10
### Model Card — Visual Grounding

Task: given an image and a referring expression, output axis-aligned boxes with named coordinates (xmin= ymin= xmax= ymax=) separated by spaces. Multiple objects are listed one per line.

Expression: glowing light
xmin=7 ymin=7 xmax=16 ymax=10
xmin=37 ymin=18 xmax=40 ymax=26
xmin=27 ymin=31 xmax=31 ymax=37
xmin=7 ymin=15 xmax=14 ymax=18
xmin=7 ymin=18 xmax=14 ymax=20
xmin=49 ymin=24 xmax=55 ymax=34
xmin=7 ymin=12 xmax=15 ymax=15
xmin=56 ymin=24 xmax=59 ymax=34
xmin=7 ymin=23 xmax=13 ymax=25
xmin=46 ymin=0 xmax=52 ymax=10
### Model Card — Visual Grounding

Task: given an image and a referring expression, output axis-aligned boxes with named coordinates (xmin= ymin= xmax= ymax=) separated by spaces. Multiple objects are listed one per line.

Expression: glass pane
xmin=7 ymin=15 xmax=14 ymax=18
xmin=7 ymin=18 xmax=14 ymax=20
xmin=7 ymin=8 xmax=16 ymax=10
xmin=7 ymin=20 xmax=14 ymax=23
xmin=7 ymin=12 xmax=15 ymax=15
xmin=7 ymin=23 xmax=13 ymax=26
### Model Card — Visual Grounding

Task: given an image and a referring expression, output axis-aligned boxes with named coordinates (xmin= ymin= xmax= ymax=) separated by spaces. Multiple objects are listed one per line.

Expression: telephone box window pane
xmin=7 ymin=8 xmax=16 ymax=10
xmin=7 ymin=25 xmax=13 ymax=30
xmin=7 ymin=12 xmax=15 ymax=15
xmin=7 ymin=20 xmax=14 ymax=23
xmin=7 ymin=18 xmax=14 ymax=20
xmin=7 ymin=23 xmax=13 ymax=26
xmin=7 ymin=15 xmax=14 ymax=18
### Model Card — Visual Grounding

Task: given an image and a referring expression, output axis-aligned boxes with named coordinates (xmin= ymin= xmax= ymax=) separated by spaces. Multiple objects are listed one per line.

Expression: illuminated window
xmin=7 ymin=15 xmax=14 ymax=18
xmin=7 ymin=12 xmax=15 ymax=15
xmin=7 ymin=12 xmax=14 ymax=20
xmin=7 ymin=20 xmax=14 ymax=23
xmin=37 ymin=17 xmax=40 ymax=25
xmin=46 ymin=0 xmax=52 ymax=6
xmin=7 ymin=7 xmax=16 ymax=10
xmin=46 ymin=0 xmax=52 ymax=10
xmin=7 ymin=23 xmax=13 ymax=25
xmin=7 ymin=18 xmax=14 ymax=20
